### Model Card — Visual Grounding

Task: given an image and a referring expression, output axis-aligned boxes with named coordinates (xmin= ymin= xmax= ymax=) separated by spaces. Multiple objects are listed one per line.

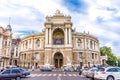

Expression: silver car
xmin=85 ymin=67 xmax=98 ymax=78
xmin=94 ymin=66 xmax=120 ymax=80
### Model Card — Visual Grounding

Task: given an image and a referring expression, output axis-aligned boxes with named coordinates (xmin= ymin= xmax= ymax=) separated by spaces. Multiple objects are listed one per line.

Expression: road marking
xmin=48 ymin=74 xmax=52 ymax=76
xmin=58 ymin=74 xmax=62 ymax=76
xmin=42 ymin=74 xmax=47 ymax=76
xmin=68 ymin=74 xmax=72 ymax=76
xmin=53 ymin=74 xmax=57 ymax=76
xmin=73 ymin=74 xmax=77 ymax=76
xmin=37 ymin=74 xmax=42 ymax=76
xmin=57 ymin=76 xmax=62 ymax=80
xmin=29 ymin=73 xmax=79 ymax=77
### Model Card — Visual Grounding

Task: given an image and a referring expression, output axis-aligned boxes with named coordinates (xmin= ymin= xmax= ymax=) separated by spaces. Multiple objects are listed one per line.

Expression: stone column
xmin=45 ymin=28 xmax=48 ymax=45
xmin=49 ymin=28 xmax=52 ymax=44
xmin=28 ymin=40 xmax=29 ymax=49
xmin=65 ymin=28 xmax=68 ymax=44
xmin=30 ymin=39 xmax=31 ymax=49
xmin=39 ymin=39 xmax=41 ymax=48
xmin=31 ymin=39 xmax=33 ymax=49
xmin=69 ymin=28 xmax=72 ymax=44
xmin=23 ymin=41 xmax=24 ymax=50
xmin=7 ymin=39 xmax=9 ymax=46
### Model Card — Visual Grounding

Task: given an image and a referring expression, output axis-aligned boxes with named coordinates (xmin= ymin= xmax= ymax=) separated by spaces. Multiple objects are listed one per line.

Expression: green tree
xmin=100 ymin=46 xmax=117 ymax=60
xmin=100 ymin=46 xmax=117 ymax=66
xmin=106 ymin=60 xmax=116 ymax=66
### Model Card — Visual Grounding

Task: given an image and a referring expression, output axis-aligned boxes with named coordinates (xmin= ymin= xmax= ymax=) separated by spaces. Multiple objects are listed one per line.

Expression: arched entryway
xmin=54 ymin=52 xmax=63 ymax=68
xmin=14 ymin=60 xmax=17 ymax=66
xmin=35 ymin=63 xmax=38 ymax=69
xmin=102 ymin=59 xmax=106 ymax=66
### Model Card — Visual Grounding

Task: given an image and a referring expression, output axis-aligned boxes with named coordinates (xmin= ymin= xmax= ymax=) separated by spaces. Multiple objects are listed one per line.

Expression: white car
xmin=94 ymin=66 xmax=120 ymax=80
xmin=85 ymin=67 xmax=98 ymax=78
xmin=82 ymin=68 xmax=90 ymax=77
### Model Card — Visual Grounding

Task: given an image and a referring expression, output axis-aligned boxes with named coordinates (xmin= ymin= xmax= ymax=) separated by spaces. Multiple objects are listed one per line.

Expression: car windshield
xmin=84 ymin=68 xmax=90 ymax=71
xmin=97 ymin=68 xmax=105 ymax=72
xmin=19 ymin=68 xmax=25 ymax=72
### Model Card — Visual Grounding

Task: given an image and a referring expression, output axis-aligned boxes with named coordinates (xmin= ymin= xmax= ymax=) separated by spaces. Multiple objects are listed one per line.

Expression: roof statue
xmin=54 ymin=10 xmax=64 ymax=16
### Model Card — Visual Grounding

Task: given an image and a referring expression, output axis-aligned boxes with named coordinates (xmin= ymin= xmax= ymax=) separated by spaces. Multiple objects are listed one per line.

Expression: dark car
xmin=0 ymin=68 xmax=22 ymax=80
xmin=18 ymin=68 xmax=30 ymax=77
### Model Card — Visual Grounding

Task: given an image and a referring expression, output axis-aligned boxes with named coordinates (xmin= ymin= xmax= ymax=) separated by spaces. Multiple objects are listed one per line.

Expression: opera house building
xmin=19 ymin=10 xmax=100 ymax=69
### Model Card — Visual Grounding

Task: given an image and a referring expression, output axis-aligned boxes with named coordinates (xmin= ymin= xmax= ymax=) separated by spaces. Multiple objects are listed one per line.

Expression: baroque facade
xmin=19 ymin=10 xmax=100 ymax=68
xmin=11 ymin=37 xmax=21 ymax=66
xmin=0 ymin=25 xmax=12 ymax=68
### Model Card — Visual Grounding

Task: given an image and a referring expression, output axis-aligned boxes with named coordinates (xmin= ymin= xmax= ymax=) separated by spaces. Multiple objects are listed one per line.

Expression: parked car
xmin=82 ymin=68 xmax=90 ymax=77
xmin=94 ymin=66 xmax=120 ymax=80
xmin=40 ymin=66 xmax=52 ymax=72
xmin=85 ymin=67 xmax=98 ymax=78
xmin=0 ymin=68 xmax=22 ymax=80
xmin=17 ymin=68 xmax=30 ymax=77
xmin=0 ymin=65 xmax=17 ymax=72
xmin=6 ymin=65 xmax=17 ymax=69
xmin=62 ymin=66 xmax=75 ymax=72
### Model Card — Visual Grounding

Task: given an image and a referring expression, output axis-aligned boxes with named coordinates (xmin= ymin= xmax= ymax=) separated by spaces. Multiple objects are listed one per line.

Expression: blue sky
xmin=0 ymin=0 xmax=120 ymax=56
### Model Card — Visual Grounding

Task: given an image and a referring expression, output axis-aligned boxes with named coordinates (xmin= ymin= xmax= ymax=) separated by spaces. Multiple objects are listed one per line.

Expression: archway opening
xmin=53 ymin=28 xmax=64 ymax=45
xmin=54 ymin=52 xmax=63 ymax=68
xmin=14 ymin=60 xmax=17 ymax=66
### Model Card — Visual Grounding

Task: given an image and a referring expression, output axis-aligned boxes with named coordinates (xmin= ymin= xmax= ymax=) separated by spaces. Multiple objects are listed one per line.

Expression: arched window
xmin=86 ymin=39 xmax=89 ymax=49
xmin=78 ymin=52 xmax=83 ymax=58
xmin=90 ymin=40 xmax=92 ymax=49
xmin=77 ymin=39 xmax=81 ymax=48
xmin=22 ymin=54 xmax=23 ymax=60
xmin=92 ymin=53 xmax=94 ymax=59
xmin=24 ymin=54 xmax=26 ymax=60
xmin=25 ymin=41 xmax=28 ymax=49
xmin=5 ymin=40 xmax=7 ymax=46
xmin=36 ymin=39 xmax=40 ymax=48
xmin=28 ymin=40 xmax=31 ymax=49
xmin=53 ymin=28 xmax=64 ymax=45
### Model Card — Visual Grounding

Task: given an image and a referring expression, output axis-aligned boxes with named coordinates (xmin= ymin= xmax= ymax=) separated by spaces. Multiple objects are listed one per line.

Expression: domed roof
xmin=6 ymin=24 xmax=12 ymax=32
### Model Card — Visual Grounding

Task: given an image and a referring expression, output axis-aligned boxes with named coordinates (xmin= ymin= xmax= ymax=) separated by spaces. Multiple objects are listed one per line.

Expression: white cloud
xmin=0 ymin=0 xmax=120 ymax=56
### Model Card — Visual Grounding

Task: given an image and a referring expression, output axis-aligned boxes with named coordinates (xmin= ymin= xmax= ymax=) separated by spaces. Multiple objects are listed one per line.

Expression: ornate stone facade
xmin=0 ymin=25 xmax=12 ymax=68
xmin=19 ymin=10 xmax=100 ymax=68
xmin=11 ymin=37 xmax=21 ymax=66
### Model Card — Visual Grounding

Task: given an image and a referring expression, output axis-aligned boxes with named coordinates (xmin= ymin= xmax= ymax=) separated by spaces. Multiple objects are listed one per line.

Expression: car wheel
xmin=22 ymin=75 xmax=26 ymax=77
xmin=107 ymin=76 xmax=114 ymax=80
xmin=16 ymin=77 xmax=21 ymax=80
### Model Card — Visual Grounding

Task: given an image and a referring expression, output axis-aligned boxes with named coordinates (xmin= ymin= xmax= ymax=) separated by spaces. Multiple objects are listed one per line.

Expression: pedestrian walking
xmin=32 ymin=66 xmax=34 ymax=71
xmin=77 ymin=66 xmax=82 ymax=76
xmin=63 ymin=66 xmax=67 ymax=75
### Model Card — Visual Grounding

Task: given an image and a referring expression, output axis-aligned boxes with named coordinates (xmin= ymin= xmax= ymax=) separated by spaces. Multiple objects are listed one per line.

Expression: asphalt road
xmin=21 ymin=71 xmax=90 ymax=80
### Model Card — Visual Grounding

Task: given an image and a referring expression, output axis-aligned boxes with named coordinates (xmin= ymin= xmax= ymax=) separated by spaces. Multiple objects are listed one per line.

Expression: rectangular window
xmin=92 ymin=53 xmax=94 ymax=59
xmin=35 ymin=53 xmax=39 ymax=60
xmin=95 ymin=54 xmax=97 ymax=59
xmin=79 ymin=52 xmax=83 ymax=58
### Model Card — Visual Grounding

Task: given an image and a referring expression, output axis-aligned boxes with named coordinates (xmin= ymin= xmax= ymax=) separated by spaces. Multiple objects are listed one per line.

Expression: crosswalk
xmin=28 ymin=73 xmax=81 ymax=77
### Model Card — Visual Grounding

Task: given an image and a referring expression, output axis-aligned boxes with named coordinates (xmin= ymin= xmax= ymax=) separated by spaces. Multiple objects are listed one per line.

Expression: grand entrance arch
xmin=53 ymin=28 xmax=64 ymax=45
xmin=54 ymin=52 xmax=63 ymax=68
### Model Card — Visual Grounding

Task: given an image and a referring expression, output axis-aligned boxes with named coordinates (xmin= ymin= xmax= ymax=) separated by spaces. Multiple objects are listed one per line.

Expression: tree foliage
xmin=100 ymin=46 xmax=117 ymax=60
xmin=106 ymin=60 xmax=116 ymax=66
xmin=100 ymin=46 xmax=118 ymax=66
